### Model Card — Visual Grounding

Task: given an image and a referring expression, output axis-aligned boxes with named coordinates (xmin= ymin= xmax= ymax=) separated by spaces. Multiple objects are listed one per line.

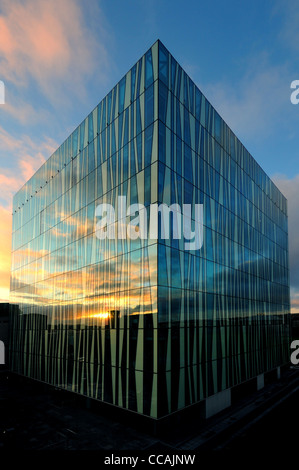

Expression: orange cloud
xmin=0 ymin=0 xmax=109 ymax=105
xmin=0 ymin=125 xmax=57 ymax=207
xmin=18 ymin=154 xmax=45 ymax=182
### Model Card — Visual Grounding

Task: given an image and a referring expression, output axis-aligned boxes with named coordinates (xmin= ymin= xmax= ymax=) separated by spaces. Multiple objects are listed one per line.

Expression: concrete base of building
xmin=205 ymin=389 xmax=231 ymax=419
xmin=257 ymin=373 xmax=265 ymax=390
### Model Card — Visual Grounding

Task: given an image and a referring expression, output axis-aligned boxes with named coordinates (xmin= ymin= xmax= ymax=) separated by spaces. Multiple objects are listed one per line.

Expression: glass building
xmin=9 ymin=40 xmax=290 ymax=422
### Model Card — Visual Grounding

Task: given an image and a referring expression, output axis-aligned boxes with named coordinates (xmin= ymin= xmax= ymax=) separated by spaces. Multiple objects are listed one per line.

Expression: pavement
xmin=1 ymin=366 xmax=299 ymax=452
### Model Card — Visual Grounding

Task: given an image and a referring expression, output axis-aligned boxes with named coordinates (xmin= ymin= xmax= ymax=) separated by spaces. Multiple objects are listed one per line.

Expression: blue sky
xmin=0 ymin=0 xmax=298 ymax=309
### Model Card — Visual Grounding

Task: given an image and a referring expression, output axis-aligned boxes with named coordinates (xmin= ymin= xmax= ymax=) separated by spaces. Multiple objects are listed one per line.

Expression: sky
xmin=0 ymin=0 xmax=298 ymax=311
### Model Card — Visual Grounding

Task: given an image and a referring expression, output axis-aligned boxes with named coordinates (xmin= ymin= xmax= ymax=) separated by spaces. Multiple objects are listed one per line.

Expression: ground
xmin=1 ymin=367 xmax=299 ymax=454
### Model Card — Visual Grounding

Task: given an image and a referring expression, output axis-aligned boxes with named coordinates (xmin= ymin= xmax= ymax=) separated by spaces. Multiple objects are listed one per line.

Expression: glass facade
xmin=9 ymin=41 xmax=290 ymax=419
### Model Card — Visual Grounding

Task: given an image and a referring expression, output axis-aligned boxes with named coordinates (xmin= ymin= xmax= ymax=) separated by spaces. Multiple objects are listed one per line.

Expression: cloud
xmin=201 ymin=54 xmax=290 ymax=140
xmin=0 ymin=125 xmax=58 ymax=209
xmin=193 ymin=1 xmax=299 ymax=144
xmin=3 ymin=99 xmax=53 ymax=126
xmin=276 ymin=0 xmax=299 ymax=53
xmin=0 ymin=0 xmax=110 ymax=107
xmin=272 ymin=173 xmax=299 ymax=312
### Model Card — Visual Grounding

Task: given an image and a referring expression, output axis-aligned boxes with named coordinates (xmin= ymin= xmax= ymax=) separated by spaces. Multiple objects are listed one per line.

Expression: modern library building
xmin=9 ymin=40 xmax=290 ymax=424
